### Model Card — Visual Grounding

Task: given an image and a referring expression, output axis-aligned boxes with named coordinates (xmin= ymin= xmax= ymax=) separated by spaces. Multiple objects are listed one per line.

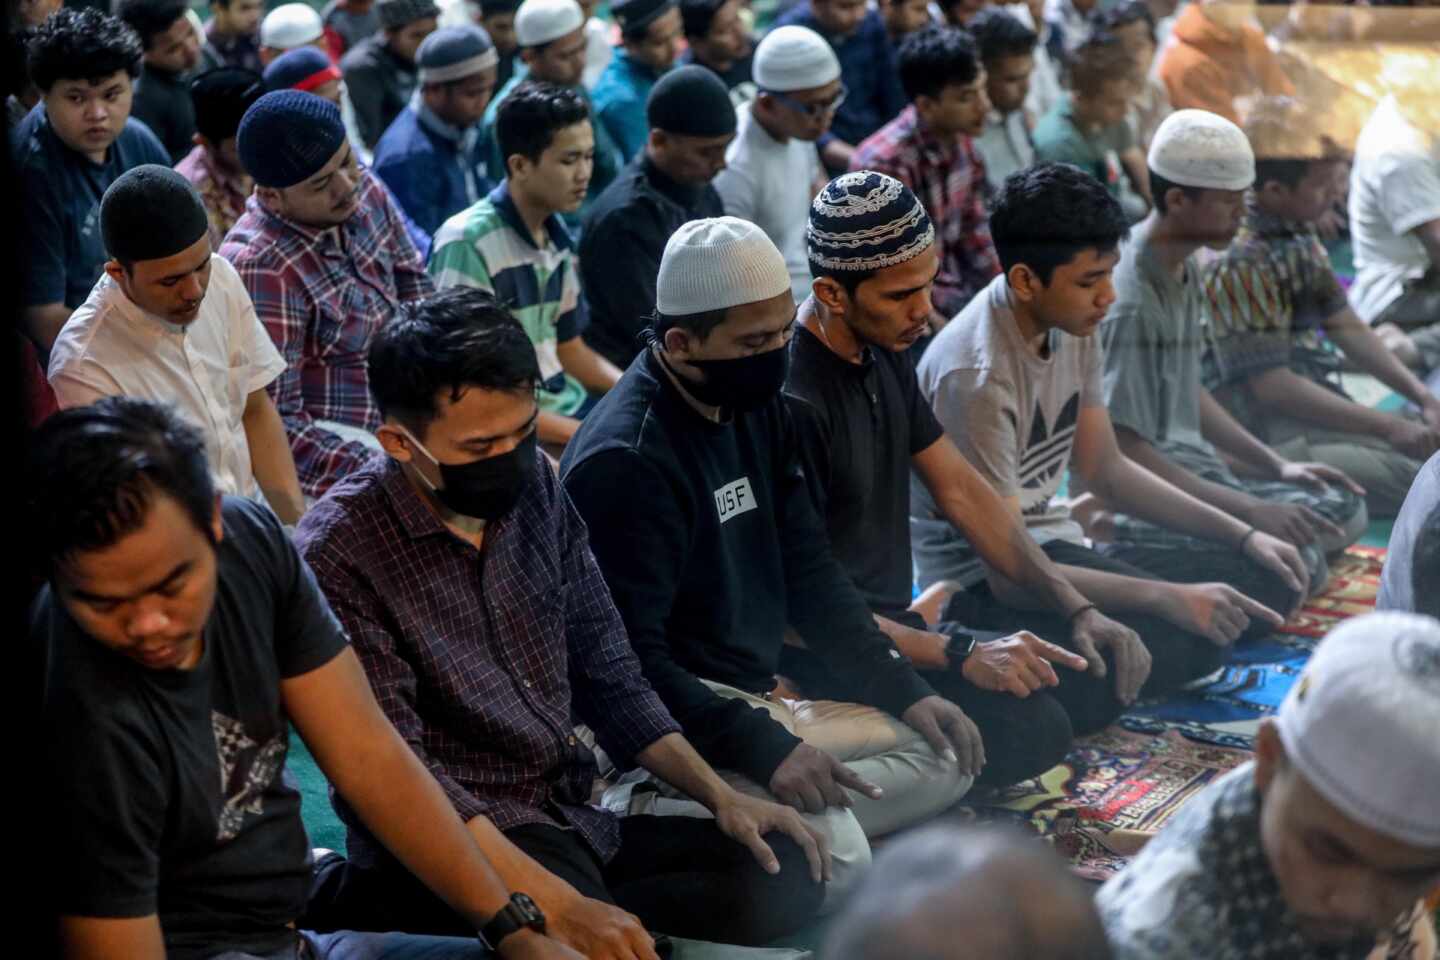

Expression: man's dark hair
xmin=1064 ymin=34 xmax=1132 ymax=97
xmin=191 ymin=68 xmax=266 ymax=144
xmin=26 ymin=7 xmax=143 ymax=92
xmin=897 ymin=23 xmax=979 ymax=103
xmin=1414 ymin=504 xmax=1440 ymax=619
xmin=967 ymin=6 xmax=1037 ymax=64
xmin=27 ymin=397 xmax=218 ymax=573
xmin=809 ymin=259 xmax=875 ymax=298
xmin=680 ymin=0 xmax=727 ymax=39
xmin=1252 ymin=157 xmax=1315 ymax=192
xmin=118 ymin=0 xmax=190 ymax=51
xmin=990 ymin=162 xmax=1129 ymax=284
xmin=1093 ymin=0 xmax=1155 ymax=42
xmin=368 ymin=287 xmax=541 ymax=433
xmin=653 ymin=306 xmax=730 ymax=341
xmin=495 ymin=80 xmax=589 ymax=167
xmin=1148 ymin=170 xmax=1205 ymax=215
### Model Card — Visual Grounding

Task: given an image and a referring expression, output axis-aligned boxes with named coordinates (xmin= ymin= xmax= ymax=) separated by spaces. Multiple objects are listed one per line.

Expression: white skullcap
xmin=1274 ymin=611 xmax=1440 ymax=849
xmin=261 ymin=3 xmax=324 ymax=49
xmin=657 ymin=217 xmax=791 ymax=316
xmin=753 ymin=25 xmax=840 ymax=94
xmin=514 ymin=0 xmax=584 ymax=47
xmin=1147 ymin=108 xmax=1255 ymax=191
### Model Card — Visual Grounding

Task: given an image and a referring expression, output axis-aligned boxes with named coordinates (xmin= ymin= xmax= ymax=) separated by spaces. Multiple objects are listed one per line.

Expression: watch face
xmin=513 ymin=892 xmax=545 ymax=928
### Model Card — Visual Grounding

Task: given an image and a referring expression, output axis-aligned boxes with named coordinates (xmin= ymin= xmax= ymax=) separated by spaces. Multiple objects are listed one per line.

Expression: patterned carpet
xmin=950 ymin=544 xmax=1387 ymax=881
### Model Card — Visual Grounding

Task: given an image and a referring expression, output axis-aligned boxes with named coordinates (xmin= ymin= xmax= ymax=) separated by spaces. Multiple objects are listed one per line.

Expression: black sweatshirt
xmin=560 ymin=349 xmax=934 ymax=786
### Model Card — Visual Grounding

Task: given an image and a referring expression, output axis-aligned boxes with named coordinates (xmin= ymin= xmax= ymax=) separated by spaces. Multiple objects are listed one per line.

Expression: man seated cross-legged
xmin=294 ymin=287 xmax=828 ymax=954
xmin=560 ymin=217 xmax=979 ymax=901
xmin=33 ymin=397 xmax=585 ymax=960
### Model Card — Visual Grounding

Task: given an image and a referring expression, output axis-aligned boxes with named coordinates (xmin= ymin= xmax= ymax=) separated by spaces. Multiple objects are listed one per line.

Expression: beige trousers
xmin=602 ymin=681 xmax=973 ymax=906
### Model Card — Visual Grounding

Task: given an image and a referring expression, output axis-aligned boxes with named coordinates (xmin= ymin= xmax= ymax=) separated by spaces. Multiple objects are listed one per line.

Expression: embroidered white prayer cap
xmin=514 ymin=0 xmax=584 ymax=47
xmin=261 ymin=3 xmax=324 ymax=49
xmin=1147 ymin=108 xmax=1255 ymax=191
xmin=1275 ymin=611 xmax=1440 ymax=848
xmin=753 ymin=25 xmax=840 ymax=93
xmin=657 ymin=217 xmax=791 ymax=316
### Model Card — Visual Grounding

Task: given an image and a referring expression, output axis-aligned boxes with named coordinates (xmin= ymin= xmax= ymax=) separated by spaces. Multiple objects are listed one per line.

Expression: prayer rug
xmin=950 ymin=723 xmax=1254 ymax=882
xmin=1275 ymin=545 xmax=1386 ymax=640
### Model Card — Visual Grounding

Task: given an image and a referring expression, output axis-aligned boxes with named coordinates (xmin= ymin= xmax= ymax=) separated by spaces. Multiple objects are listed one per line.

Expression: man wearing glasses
xmin=713 ymin=25 xmax=844 ymax=305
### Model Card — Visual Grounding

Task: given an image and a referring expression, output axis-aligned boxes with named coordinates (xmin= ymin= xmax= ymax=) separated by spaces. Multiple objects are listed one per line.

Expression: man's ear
xmin=662 ymin=325 xmax=696 ymax=359
xmin=1006 ymin=262 xmax=1041 ymax=303
xmin=505 ymin=152 xmax=530 ymax=181
xmin=1254 ymin=718 xmax=1286 ymax=794
xmin=103 ymin=259 xmax=128 ymax=286
xmin=210 ymin=494 xmax=225 ymax=544
xmin=375 ymin=423 xmax=415 ymax=462
xmin=811 ymin=275 xmax=848 ymax=315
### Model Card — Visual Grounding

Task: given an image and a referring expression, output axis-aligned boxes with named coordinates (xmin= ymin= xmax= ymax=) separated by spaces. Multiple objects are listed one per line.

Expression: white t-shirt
xmin=911 ymin=274 xmax=1104 ymax=587
xmin=48 ymin=255 xmax=287 ymax=500
xmin=1348 ymin=96 xmax=1440 ymax=323
xmin=712 ymin=101 xmax=821 ymax=306
xmin=975 ymin=108 xmax=1036 ymax=197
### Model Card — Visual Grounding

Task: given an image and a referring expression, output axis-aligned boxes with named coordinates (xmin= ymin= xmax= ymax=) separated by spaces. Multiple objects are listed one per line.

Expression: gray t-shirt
xmin=1377 ymin=451 xmax=1440 ymax=614
xmin=911 ymin=274 xmax=1103 ymax=588
xmin=1102 ymin=216 xmax=1213 ymax=456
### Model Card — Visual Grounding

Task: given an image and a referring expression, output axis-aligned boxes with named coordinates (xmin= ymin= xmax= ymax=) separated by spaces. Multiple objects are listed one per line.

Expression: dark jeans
xmin=938 ymin=539 xmax=1246 ymax=735
xmin=304 ymin=816 xmax=825 ymax=947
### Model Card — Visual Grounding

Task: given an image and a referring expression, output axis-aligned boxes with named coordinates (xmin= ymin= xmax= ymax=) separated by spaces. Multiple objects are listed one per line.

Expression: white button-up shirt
xmin=48 ymin=255 xmax=287 ymax=500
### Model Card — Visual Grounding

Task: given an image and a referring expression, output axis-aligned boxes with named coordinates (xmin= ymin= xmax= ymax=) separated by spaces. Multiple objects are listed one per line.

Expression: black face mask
xmin=408 ymin=429 xmax=537 ymax=521
xmin=680 ymin=343 xmax=791 ymax=412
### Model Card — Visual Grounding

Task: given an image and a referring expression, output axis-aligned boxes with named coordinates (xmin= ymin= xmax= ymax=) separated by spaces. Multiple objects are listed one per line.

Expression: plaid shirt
xmin=175 ymin=144 xmax=252 ymax=252
xmin=220 ymin=171 xmax=432 ymax=498
xmin=295 ymin=454 xmax=680 ymax=865
xmin=852 ymin=106 xmax=1001 ymax=317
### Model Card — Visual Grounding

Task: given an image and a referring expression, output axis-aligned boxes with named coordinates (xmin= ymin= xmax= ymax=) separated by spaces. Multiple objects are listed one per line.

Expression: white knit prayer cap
xmin=657 ymin=217 xmax=791 ymax=316
xmin=1274 ymin=611 xmax=1440 ymax=849
xmin=1147 ymin=108 xmax=1256 ymax=191
xmin=261 ymin=3 xmax=324 ymax=49
xmin=753 ymin=25 xmax=840 ymax=94
xmin=514 ymin=0 xmax=584 ymax=47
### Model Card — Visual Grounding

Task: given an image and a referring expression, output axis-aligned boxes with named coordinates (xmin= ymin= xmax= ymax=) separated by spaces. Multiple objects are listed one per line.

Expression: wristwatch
xmin=943 ymin=631 xmax=977 ymax=673
xmin=479 ymin=892 xmax=546 ymax=949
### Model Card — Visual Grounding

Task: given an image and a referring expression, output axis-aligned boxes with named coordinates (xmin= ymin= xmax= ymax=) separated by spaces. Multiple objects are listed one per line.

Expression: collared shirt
xmin=176 ymin=144 xmax=254 ymax=250
xmin=773 ymin=5 xmax=907 ymax=149
xmin=200 ymin=20 xmax=263 ymax=74
xmin=372 ymin=98 xmax=495 ymax=237
xmin=479 ymin=70 xmax=623 ymax=230
xmin=341 ymin=35 xmax=419 ymax=149
xmin=132 ymin=62 xmax=198 ymax=164
xmin=1098 ymin=763 xmax=1428 ymax=960
xmin=14 ymin=104 xmax=170 ymax=309
xmin=592 ymin=49 xmax=663 ymax=162
xmin=579 ymin=153 xmax=725 ymax=368
xmin=1200 ymin=202 xmax=1350 ymax=440
xmin=1102 ymin=215 xmax=1212 ymax=455
xmin=851 ymin=105 xmax=1001 ymax=317
xmin=219 ymin=169 xmax=433 ymax=498
xmin=47 ymin=257 xmax=285 ymax=500
xmin=295 ymin=455 xmax=679 ymax=865
xmin=974 ymin=108 xmax=1035 ymax=200
xmin=582 ymin=15 xmax=614 ymax=90
xmin=429 ymin=182 xmax=589 ymax=416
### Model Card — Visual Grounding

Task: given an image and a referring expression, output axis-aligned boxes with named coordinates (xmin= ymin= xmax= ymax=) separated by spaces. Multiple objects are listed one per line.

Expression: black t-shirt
xmin=785 ymin=325 xmax=945 ymax=620
xmin=560 ymin=349 xmax=933 ymax=787
xmin=579 ymin=155 xmax=726 ymax=369
xmin=131 ymin=63 xmax=198 ymax=164
xmin=38 ymin=497 xmax=349 ymax=959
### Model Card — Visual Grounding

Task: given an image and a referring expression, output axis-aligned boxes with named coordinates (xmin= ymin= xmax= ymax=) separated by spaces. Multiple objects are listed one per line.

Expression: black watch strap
xmin=479 ymin=892 xmax=546 ymax=949
xmin=944 ymin=632 xmax=977 ymax=672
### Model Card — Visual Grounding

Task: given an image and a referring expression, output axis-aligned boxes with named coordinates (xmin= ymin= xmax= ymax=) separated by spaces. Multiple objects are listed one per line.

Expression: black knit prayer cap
xmin=646 ymin=64 xmax=736 ymax=137
xmin=101 ymin=165 xmax=211 ymax=264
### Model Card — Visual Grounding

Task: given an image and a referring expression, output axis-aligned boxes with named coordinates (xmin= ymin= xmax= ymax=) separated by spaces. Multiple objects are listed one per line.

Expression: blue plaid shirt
xmin=295 ymin=453 xmax=679 ymax=864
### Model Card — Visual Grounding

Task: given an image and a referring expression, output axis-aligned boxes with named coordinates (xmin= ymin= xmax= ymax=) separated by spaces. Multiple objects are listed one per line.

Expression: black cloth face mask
xmin=676 ymin=342 xmax=791 ymax=412
xmin=405 ymin=428 xmax=537 ymax=521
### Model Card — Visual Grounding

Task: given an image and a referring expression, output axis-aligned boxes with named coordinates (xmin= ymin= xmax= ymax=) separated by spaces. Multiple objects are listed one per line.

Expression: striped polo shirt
xmin=429 ymin=182 xmax=589 ymax=417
